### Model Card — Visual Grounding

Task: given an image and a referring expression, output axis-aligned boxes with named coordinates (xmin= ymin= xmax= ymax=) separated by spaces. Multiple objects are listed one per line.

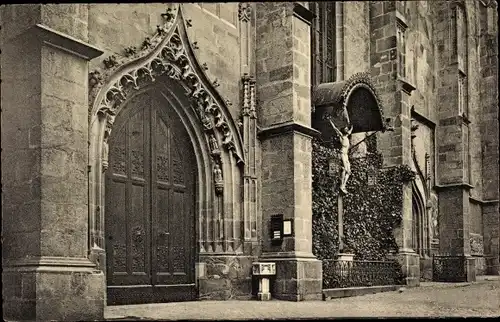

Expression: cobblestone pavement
xmin=106 ymin=278 xmax=500 ymax=320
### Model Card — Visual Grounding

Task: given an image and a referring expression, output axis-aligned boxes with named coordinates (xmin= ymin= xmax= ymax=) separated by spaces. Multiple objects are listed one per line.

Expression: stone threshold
xmin=322 ymin=285 xmax=399 ymax=300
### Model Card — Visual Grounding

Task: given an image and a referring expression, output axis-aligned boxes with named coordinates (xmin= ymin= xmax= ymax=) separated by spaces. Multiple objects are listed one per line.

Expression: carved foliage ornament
xmin=89 ymin=5 xmax=244 ymax=166
xmin=238 ymin=3 xmax=252 ymax=22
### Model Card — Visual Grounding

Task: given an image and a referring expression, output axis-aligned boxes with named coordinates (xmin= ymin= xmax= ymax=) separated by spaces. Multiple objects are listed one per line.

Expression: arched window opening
xmin=310 ymin=1 xmax=336 ymax=88
xmin=412 ymin=184 xmax=429 ymax=257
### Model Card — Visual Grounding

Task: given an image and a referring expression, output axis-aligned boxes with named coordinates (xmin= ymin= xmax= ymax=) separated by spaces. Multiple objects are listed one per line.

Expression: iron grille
xmin=322 ymin=259 xmax=404 ymax=289
xmin=432 ymin=255 xmax=467 ymax=282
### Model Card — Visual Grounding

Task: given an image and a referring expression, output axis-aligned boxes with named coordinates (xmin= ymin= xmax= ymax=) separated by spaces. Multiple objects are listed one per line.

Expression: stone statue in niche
xmin=209 ymin=134 xmax=220 ymax=156
xmin=431 ymin=207 xmax=438 ymax=240
xmin=328 ymin=116 xmax=353 ymax=195
xmin=429 ymin=194 xmax=439 ymax=242
xmin=214 ymin=163 xmax=224 ymax=195
xmin=102 ymin=132 xmax=110 ymax=172
xmin=201 ymin=113 xmax=213 ymax=131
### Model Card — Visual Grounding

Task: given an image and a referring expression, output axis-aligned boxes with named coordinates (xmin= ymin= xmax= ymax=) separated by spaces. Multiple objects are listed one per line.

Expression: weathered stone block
xmin=3 ymin=268 xmax=104 ymax=321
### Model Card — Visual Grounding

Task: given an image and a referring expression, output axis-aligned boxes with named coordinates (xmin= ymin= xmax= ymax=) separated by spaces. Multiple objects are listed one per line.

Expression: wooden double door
xmin=105 ymin=96 xmax=197 ymax=305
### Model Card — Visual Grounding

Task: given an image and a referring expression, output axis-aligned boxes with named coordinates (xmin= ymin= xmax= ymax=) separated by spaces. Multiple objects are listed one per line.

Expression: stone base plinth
xmin=419 ymin=256 xmax=433 ymax=281
xmin=261 ymin=257 xmax=322 ymax=301
xmin=257 ymin=277 xmax=272 ymax=301
xmin=2 ymin=257 xmax=105 ymax=321
xmin=432 ymin=255 xmax=477 ymax=282
xmin=466 ymin=257 xmax=477 ymax=282
xmin=396 ymin=250 xmax=420 ymax=287
xmin=257 ymin=292 xmax=272 ymax=301
xmin=474 ymin=256 xmax=487 ymax=276
xmin=197 ymin=255 xmax=256 ymax=300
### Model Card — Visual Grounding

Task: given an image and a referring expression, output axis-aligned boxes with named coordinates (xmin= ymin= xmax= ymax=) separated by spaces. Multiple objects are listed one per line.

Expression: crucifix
xmin=327 ymin=114 xmax=394 ymax=253
xmin=325 ymin=110 xmax=352 ymax=252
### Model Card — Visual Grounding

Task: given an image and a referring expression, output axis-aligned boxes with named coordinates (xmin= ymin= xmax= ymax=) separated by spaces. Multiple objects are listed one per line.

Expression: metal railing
xmin=432 ymin=255 xmax=468 ymax=282
xmin=322 ymin=259 xmax=403 ymax=289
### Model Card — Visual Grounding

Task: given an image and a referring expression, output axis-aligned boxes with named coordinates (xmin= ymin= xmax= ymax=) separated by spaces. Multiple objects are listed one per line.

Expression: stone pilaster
xmin=479 ymin=0 xmax=499 ymax=275
xmin=1 ymin=5 xmax=105 ymax=320
xmin=432 ymin=0 xmax=476 ymax=281
xmin=255 ymin=2 xmax=322 ymax=301
xmin=370 ymin=1 xmax=419 ymax=286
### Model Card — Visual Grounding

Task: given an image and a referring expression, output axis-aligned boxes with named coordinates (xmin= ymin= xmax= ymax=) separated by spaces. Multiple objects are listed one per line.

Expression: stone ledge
xmin=398 ymin=77 xmax=416 ymax=95
xmin=30 ymin=23 xmax=103 ymax=60
xmin=469 ymin=196 xmax=499 ymax=204
xmin=323 ymin=285 xmax=399 ymax=300
xmin=3 ymin=256 xmax=98 ymax=272
xmin=411 ymin=105 xmax=436 ymax=129
xmin=257 ymin=122 xmax=320 ymax=140
xmin=434 ymin=183 xmax=474 ymax=191
xmin=293 ymin=3 xmax=314 ymax=25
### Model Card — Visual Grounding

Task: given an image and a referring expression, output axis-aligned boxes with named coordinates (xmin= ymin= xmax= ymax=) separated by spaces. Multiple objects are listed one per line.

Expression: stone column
xmin=369 ymin=1 xmax=419 ymax=286
xmin=1 ymin=5 xmax=105 ymax=320
xmin=255 ymin=2 xmax=322 ymax=301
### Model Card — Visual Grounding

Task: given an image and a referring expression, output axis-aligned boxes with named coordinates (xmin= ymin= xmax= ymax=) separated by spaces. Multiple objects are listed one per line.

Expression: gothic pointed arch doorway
xmin=105 ymin=91 xmax=197 ymax=305
xmin=87 ymin=5 xmax=248 ymax=306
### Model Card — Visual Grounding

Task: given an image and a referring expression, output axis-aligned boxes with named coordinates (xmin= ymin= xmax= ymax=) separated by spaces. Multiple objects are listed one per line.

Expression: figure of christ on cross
xmin=327 ymin=115 xmax=353 ymax=195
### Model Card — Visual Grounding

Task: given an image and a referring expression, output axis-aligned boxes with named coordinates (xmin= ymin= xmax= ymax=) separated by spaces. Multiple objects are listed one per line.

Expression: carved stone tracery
xmin=89 ymin=5 xmax=244 ymax=174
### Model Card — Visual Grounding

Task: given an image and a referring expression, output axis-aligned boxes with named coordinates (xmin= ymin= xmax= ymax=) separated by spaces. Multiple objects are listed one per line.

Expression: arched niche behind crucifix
xmin=311 ymin=73 xmax=388 ymax=254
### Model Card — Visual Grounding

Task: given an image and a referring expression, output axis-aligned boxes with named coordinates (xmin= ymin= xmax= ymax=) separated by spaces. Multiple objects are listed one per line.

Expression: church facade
xmin=1 ymin=2 xmax=498 ymax=320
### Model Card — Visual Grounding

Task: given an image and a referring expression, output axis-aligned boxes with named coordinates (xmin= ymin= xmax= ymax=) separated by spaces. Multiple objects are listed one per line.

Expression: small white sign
xmin=283 ymin=220 xmax=292 ymax=235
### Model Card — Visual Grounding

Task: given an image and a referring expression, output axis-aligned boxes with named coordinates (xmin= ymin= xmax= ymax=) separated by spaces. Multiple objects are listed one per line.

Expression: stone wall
xmin=344 ymin=2 xmax=371 ymax=77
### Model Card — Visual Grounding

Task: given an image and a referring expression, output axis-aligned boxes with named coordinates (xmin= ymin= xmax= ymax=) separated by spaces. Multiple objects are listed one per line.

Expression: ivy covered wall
xmin=312 ymin=137 xmax=415 ymax=260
